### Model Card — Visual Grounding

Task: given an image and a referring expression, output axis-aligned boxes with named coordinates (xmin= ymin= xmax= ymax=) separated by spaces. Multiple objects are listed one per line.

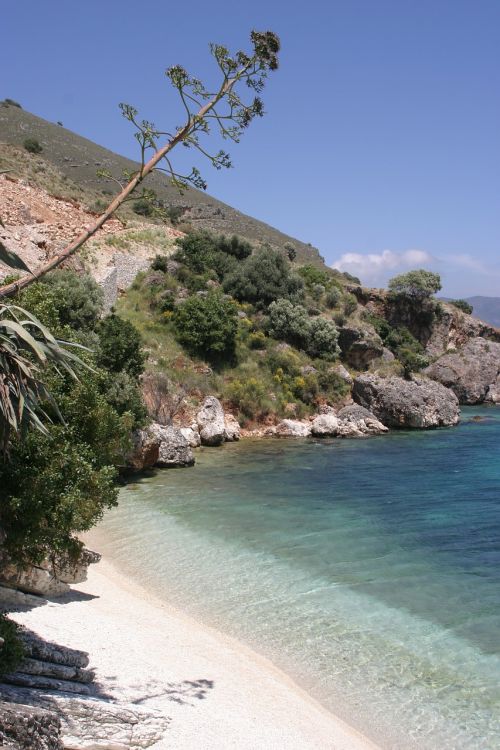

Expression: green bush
xmin=41 ymin=271 xmax=104 ymax=331
xmin=388 ymin=269 xmax=441 ymax=300
xmin=23 ymin=137 xmax=42 ymax=154
xmin=151 ymin=255 xmax=170 ymax=272
xmin=4 ymin=98 xmax=22 ymax=108
xmin=0 ymin=615 xmax=24 ymax=676
xmin=174 ymin=231 xmax=251 ymax=279
xmin=268 ymin=299 xmax=339 ymax=360
xmin=325 ymin=288 xmax=341 ymax=308
xmin=449 ymin=299 xmax=473 ymax=315
xmin=227 ymin=375 xmax=270 ymax=420
xmin=297 ymin=265 xmax=330 ymax=288
xmin=384 ymin=326 xmax=429 ymax=376
xmin=223 ymin=247 xmax=303 ymax=309
xmin=343 ymin=293 xmax=358 ymax=316
xmin=132 ymin=197 xmax=154 ymax=216
xmin=96 ymin=314 xmax=145 ymax=378
xmin=173 ymin=292 xmax=238 ymax=362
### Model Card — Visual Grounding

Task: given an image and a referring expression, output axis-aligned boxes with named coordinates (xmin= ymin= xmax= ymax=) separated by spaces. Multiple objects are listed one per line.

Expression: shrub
xmin=173 ymin=292 xmax=238 ymax=362
xmin=166 ymin=205 xmax=185 ymax=225
xmin=388 ymin=269 xmax=441 ymax=300
xmin=284 ymin=242 xmax=296 ymax=262
xmin=449 ymin=299 xmax=473 ymax=315
xmin=151 ymin=255 xmax=170 ymax=272
xmin=384 ymin=326 xmax=429 ymax=376
xmin=311 ymin=283 xmax=325 ymax=301
xmin=39 ymin=271 xmax=104 ymax=330
xmin=268 ymin=299 xmax=339 ymax=360
xmin=343 ymin=293 xmax=358 ymax=316
xmin=0 ymin=615 xmax=24 ymax=675
xmin=4 ymin=98 xmax=22 ymax=108
xmin=23 ymin=138 xmax=42 ymax=154
xmin=174 ymin=230 xmax=250 ymax=278
xmin=227 ymin=375 xmax=270 ymax=420
xmin=132 ymin=197 xmax=154 ymax=216
xmin=248 ymin=330 xmax=267 ymax=349
xmin=297 ymin=265 xmax=330 ymax=288
xmin=96 ymin=314 xmax=145 ymax=378
xmin=223 ymin=247 xmax=303 ymax=308
xmin=325 ymin=287 xmax=341 ymax=308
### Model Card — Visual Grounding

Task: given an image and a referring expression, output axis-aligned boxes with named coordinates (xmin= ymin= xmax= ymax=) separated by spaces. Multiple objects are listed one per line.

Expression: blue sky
xmin=3 ymin=0 xmax=499 ymax=296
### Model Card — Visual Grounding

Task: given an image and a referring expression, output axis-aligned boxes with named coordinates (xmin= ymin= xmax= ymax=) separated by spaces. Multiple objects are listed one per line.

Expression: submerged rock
xmin=353 ymin=374 xmax=459 ymax=428
xmin=425 ymin=337 xmax=500 ymax=404
xmin=197 ymin=397 xmax=226 ymax=446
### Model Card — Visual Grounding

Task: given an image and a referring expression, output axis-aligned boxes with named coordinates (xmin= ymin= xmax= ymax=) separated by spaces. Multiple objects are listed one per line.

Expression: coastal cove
xmin=86 ymin=405 xmax=500 ymax=750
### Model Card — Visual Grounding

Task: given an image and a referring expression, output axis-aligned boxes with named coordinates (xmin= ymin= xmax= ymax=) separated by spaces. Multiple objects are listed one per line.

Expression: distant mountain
xmin=0 ymin=103 xmax=324 ymax=266
xmin=466 ymin=297 xmax=500 ymax=328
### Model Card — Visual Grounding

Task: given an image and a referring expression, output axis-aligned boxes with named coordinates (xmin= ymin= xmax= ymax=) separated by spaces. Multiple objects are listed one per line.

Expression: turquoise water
xmin=93 ymin=406 xmax=500 ymax=749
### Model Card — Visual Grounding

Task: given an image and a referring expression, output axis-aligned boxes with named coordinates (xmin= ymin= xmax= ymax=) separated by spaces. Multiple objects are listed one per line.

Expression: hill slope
xmin=0 ymin=102 xmax=323 ymax=265
xmin=466 ymin=297 xmax=500 ymax=328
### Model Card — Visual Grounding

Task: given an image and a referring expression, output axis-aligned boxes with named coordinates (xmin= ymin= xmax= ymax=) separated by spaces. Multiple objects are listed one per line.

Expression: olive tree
xmin=388 ymin=269 xmax=441 ymax=300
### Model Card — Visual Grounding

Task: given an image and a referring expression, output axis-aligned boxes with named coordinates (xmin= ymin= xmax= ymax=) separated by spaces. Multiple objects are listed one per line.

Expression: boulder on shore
xmin=311 ymin=413 xmax=339 ymax=437
xmin=148 ymin=424 xmax=195 ymax=467
xmin=126 ymin=428 xmax=160 ymax=471
xmin=196 ymin=397 xmax=226 ymax=446
xmin=0 ymin=549 xmax=101 ymax=598
xmin=275 ymin=419 xmax=312 ymax=438
xmin=180 ymin=425 xmax=201 ymax=448
xmin=424 ymin=337 xmax=500 ymax=404
xmin=353 ymin=374 xmax=459 ymax=428
xmin=224 ymin=414 xmax=241 ymax=442
xmin=336 ymin=404 xmax=388 ymax=436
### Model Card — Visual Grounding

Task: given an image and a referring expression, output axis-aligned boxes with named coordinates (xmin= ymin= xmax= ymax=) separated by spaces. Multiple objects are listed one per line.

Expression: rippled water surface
xmin=92 ymin=406 xmax=500 ymax=749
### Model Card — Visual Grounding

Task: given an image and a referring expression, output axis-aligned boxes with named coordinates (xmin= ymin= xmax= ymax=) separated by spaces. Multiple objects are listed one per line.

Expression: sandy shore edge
xmin=10 ymin=554 xmax=380 ymax=749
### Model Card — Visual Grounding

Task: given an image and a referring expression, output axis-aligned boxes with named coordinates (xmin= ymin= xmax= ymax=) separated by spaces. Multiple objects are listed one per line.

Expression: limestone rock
xmin=196 ymin=397 xmax=226 ymax=446
xmin=338 ymin=327 xmax=384 ymax=370
xmin=126 ymin=428 xmax=160 ymax=471
xmin=330 ymin=363 xmax=353 ymax=384
xmin=311 ymin=413 xmax=339 ymax=437
xmin=0 ymin=700 xmax=63 ymax=750
xmin=0 ymin=686 xmax=170 ymax=750
xmin=148 ymin=424 xmax=194 ymax=467
xmin=425 ymin=337 xmax=500 ymax=404
xmin=274 ymin=420 xmax=311 ymax=438
xmin=224 ymin=414 xmax=241 ymax=442
xmin=179 ymin=426 xmax=201 ymax=448
xmin=336 ymin=404 xmax=388 ymax=436
xmin=353 ymin=374 xmax=460 ymax=428
xmin=0 ymin=549 xmax=100 ymax=599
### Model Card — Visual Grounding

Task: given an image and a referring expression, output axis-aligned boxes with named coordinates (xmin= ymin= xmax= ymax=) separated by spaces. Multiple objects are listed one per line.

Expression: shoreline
xmin=11 ymin=550 xmax=380 ymax=750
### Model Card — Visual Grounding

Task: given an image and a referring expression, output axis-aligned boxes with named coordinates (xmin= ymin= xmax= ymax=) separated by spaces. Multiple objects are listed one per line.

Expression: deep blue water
xmin=91 ymin=406 xmax=500 ymax=749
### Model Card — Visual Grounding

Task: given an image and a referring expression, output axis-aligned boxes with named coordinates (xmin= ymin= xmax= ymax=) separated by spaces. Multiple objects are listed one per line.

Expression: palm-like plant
xmin=0 ymin=247 xmax=84 ymax=452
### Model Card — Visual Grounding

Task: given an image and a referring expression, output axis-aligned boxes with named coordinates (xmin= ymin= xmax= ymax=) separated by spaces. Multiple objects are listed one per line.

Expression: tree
xmin=0 ymin=30 xmax=280 ymax=298
xmin=173 ymin=292 xmax=237 ymax=362
xmin=96 ymin=314 xmax=145 ymax=378
xmin=449 ymin=299 xmax=473 ymax=315
xmin=388 ymin=269 xmax=442 ymax=300
xmin=223 ymin=246 xmax=303 ymax=308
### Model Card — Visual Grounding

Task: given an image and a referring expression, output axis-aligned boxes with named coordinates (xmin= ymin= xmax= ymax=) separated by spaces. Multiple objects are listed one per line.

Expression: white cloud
xmin=331 ymin=249 xmax=434 ymax=286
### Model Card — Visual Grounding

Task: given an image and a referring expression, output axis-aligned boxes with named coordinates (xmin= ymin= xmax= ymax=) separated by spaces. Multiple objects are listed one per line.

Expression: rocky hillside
xmin=0 ymin=102 xmax=324 ymax=266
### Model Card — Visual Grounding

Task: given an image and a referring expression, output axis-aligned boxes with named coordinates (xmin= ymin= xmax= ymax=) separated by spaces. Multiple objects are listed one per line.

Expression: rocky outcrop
xmin=0 ymin=686 xmax=170 ymax=750
xmin=179 ymin=425 xmax=201 ymax=448
xmin=0 ymin=550 xmax=101 ymax=599
xmin=148 ymin=424 xmax=194 ymax=467
xmin=353 ymin=374 xmax=460 ymax=428
xmin=274 ymin=420 xmax=312 ymax=437
xmin=311 ymin=413 xmax=339 ymax=437
xmin=338 ymin=327 xmax=384 ymax=370
xmin=336 ymin=404 xmax=388 ymax=436
xmin=224 ymin=414 xmax=241 ymax=442
xmin=126 ymin=428 xmax=160 ymax=471
xmin=425 ymin=337 xmax=500 ymax=404
xmin=0 ymin=700 xmax=63 ymax=750
xmin=424 ymin=305 xmax=500 ymax=356
xmin=196 ymin=397 xmax=226 ymax=446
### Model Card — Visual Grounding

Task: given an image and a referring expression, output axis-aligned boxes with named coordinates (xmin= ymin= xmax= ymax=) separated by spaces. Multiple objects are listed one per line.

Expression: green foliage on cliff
xmin=449 ymin=299 xmax=473 ymax=315
xmin=0 ymin=615 xmax=24 ymax=676
xmin=223 ymin=246 xmax=303 ymax=308
xmin=1 ymin=271 xmax=146 ymax=564
xmin=173 ymin=293 xmax=238 ymax=363
xmin=267 ymin=299 xmax=340 ymax=360
xmin=388 ymin=269 xmax=442 ymax=300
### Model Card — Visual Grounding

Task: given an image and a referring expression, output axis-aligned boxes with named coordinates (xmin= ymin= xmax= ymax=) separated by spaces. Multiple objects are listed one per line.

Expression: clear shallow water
xmin=93 ymin=406 xmax=500 ymax=749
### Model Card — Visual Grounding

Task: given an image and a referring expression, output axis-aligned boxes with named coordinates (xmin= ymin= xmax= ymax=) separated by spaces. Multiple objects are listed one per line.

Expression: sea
xmin=92 ymin=405 xmax=500 ymax=749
